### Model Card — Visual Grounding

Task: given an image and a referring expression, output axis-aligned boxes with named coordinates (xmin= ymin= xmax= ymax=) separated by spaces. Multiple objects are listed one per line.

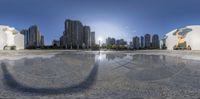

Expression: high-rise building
xmin=60 ymin=19 xmax=95 ymax=49
xmin=21 ymin=25 xmax=43 ymax=48
xmin=91 ymin=32 xmax=96 ymax=46
xmin=29 ymin=25 xmax=41 ymax=47
xmin=52 ymin=40 xmax=60 ymax=47
xmin=152 ymin=34 xmax=160 ymax=49
xmin=60 ymin=35 xmax=65 ymax=48
xmin=83 ymin=26 xmax=91 ymax=48
xmin=116 ymin=39 xmax=127 ymax=45
xmin=145 ymin=34 xmax=151 ymax=49
xmin=140 ymin=36 xmax=144 ymax=48
xmin=21 ymin=29 xmax=29 ymax=48
xmin=64 ymin=19 xmax=83 ymax=49
xmin=129 ymin=41 xmax=133 ymax=49
xmin=41 ymin=35 xmax=44 ymax=47
xmin=133 ymin=36 xmax=140 ymax=49
xmin=106 ymin=37 xmax=116 ymax=45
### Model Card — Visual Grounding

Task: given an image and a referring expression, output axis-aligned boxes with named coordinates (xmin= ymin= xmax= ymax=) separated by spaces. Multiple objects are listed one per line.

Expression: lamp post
xmin=98 ymin=38 xmax=102 ymax=53
xmin=99 ymin=40 xmax=101 ymax=52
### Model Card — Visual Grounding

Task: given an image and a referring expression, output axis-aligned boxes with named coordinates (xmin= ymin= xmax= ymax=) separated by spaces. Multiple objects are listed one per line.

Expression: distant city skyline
xmin=1 ymin=0 xmax=200 ymax=44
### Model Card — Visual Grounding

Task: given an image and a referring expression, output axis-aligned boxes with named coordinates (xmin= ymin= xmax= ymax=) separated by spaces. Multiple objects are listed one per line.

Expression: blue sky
xmin=1 ymin=0 xmax=200 ymax=44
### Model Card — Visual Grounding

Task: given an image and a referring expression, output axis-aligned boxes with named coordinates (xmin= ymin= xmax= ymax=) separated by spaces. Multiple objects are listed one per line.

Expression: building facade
xmin=61 ymin=19 xmax=84 ymax=49
xmin=140 ymin=36 xmax=144 ymax=49
xmin=60 ymin=19 xmax=95 ymax=49
xmin=21 ymin=25 xmax=44 ymax=48
xmin=161 ymin=25 xmax=200 ymax=50
xmin=133 ymin=36 xmax=140 ymax=49
xmin=106 ymin=37 xmax=116 ymax=45
xmin=116 ymin=39 xmax=127 ymax=45
xmin=152 ymin=34 xmax=160 ymax=49
xmin=41 ymin=35 xmax=44 ymax=47
xmin=145 ymin=34 xmax=151 ymax=49
xmin=52 ymin=40 xmax=60 ymax=47
xmin=0 ymin=25 xmax=24 ymax=50
xmin=59 ymin=35 xmax=65 ymax=48
xmin=91 ymin=32 xmax=96 ymax=46
xmin=83 ymin=26 xmax=91 ymax=48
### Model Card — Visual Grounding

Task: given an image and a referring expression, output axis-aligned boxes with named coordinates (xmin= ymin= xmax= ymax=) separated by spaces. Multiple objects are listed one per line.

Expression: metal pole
xmin=99 ymin=40 xmax=100 ymax=52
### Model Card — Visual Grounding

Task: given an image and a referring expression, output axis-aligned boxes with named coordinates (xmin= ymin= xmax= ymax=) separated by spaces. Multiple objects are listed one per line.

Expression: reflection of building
xmin=161 ymin=25 xmax=200 ymax=50
xmin=106 ymin=53 xmax=127 ymax=60
xmin=133 ymin=36 xmax=140 ymax=49
xmin=106 ymin=54 xmax=116 ymax=60
xmin=21 ymin=25 xmax=44 ymax=48
xmin=152 ymin=34 xmax=160 ymax=49
xmin=145 ymin=34 xmax=151 ymax=49
xmin=0 ymin=25 xmax=24 ymax=50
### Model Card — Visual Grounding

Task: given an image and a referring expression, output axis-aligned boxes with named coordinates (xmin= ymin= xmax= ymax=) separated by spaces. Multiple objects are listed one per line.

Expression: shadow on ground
xmin=1 ymin=62 xmax=99 ymax=95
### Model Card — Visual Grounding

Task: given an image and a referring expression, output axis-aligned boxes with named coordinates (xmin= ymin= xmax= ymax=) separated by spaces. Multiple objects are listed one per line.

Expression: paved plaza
xmin=0 ymin=50 xmax=200 ymax=99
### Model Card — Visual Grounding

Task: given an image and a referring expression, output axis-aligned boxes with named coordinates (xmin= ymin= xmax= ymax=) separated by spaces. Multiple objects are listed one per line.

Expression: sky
xmin=1 ymin=0 xmax=200 ymax=45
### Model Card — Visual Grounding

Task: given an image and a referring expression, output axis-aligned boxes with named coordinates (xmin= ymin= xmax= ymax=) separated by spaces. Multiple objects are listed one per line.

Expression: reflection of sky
xmin=1 ymin=0 xmax=200 ymax=44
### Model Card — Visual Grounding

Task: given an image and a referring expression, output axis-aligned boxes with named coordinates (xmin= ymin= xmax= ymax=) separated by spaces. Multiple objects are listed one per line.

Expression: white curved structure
xmin=0 ymin=25 xmax=24 ymax=50
xmin=162 ymin=25 xmax=200 ymax=50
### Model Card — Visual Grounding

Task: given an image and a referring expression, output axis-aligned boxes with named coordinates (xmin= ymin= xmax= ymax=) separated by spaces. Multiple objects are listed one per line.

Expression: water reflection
xmin=101 ymin=53 xmax=187 ymax=81
xmin=105 ymin=53 xmax=127 ymax=60
xmin=1 ymin=51 xmax=200 ymax=98
xmin=1 ymin=52 xmax=99 ymax=95
xmin=127 ymin=54 xmax=186 ymax=81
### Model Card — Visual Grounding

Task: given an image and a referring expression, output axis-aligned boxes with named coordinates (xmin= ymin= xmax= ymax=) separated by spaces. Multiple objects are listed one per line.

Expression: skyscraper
xmin=152 ymin=34 xmax=160 ymax=49
xmin=83 ymin=26 xmax=91 ymax=48
xmin=60 ymin=19 xmax=95 ymax=49
xmin=60 ymin=35 xmax=65 ymax=48
xmin=64 ymin=19 xmax=83 ymax=49
xmin=116 ymin=39 xmax=127 ymax=45
xmin=133 ymin=36 xmax=140 ymax=49
xmin=29 ymin=25 xmax=41 ymax=47
xmin=145 ymin=34 xmax=151 ymax=49
xmin=52 ymin=40 xmax=60 ymax=47
xmin=21 ymin=25 xmax=43 ymax=48
xmin=106 ymin=37 xmax=116 ymax=45
xmin=91 ymin=32 xmax=96 ymax=46
xmin=140 ymin=36 xmax=144 ymax=49
xmin=41 ymin=35 xmax=44 ymax=47
xmin=21 ymin=29 xmax=29 ymax=48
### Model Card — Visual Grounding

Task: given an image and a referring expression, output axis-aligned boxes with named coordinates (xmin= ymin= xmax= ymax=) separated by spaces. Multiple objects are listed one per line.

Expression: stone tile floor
xmin=0 ymin=51 xmax=200 ymax=99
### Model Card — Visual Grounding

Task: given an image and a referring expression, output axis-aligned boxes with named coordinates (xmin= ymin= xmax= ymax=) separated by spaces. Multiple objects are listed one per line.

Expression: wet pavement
xmin=0 ymin=51 xmax=200 ymax=99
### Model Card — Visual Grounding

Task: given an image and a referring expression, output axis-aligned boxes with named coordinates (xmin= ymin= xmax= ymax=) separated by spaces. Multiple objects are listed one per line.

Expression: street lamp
xmin=98 ymin=38 xmax=102 ymax=52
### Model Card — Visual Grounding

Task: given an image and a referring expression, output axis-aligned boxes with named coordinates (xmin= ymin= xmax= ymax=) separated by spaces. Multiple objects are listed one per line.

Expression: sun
xmin=98 ymin=37 xmax=103 ymax=42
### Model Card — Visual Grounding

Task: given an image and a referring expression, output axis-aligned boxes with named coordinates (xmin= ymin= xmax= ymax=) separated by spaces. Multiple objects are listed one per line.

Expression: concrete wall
xmin=0 ymin=30 xmax=7 ymax=50
xmin=165 ymin=29 xmax=177 ymax=50
xmin=0 ymin=25 xmax=24 ymax=50
xmin=185 ymin=26 xmax=200 ymax=50
xmin=15 ymin=33 xmax=24 ymax=50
